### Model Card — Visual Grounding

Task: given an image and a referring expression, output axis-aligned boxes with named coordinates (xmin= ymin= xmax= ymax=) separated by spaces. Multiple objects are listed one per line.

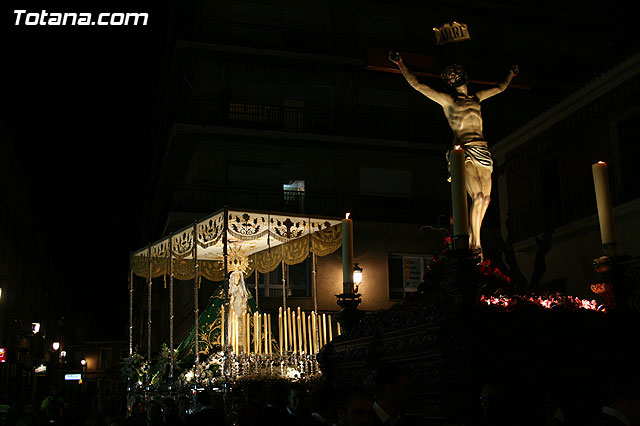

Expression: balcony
xmin=509 ymin=163 xmax=635 ymax=242
xmin=181 ymin=19 xmax=424 ymax=59
xmin=174 ymin=99 xmax=450 ymax=143
xmin=168 ymin=184 xmax=449 ymax=224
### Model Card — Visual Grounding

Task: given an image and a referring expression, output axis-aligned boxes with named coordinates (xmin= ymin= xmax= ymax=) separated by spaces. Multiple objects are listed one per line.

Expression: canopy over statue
xmin=389 ymin=53 xmax=518 ymax=252
xmin=130 ymin=208 xmax=343 ymax=372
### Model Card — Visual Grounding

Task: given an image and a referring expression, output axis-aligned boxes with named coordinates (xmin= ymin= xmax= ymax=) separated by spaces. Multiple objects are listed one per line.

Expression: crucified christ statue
xmin=389 ymin=52 xmax=518 ymax=251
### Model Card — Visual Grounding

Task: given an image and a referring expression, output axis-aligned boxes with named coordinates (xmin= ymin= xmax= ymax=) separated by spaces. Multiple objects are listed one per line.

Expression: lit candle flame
xmin=454 ymin=145 xmax=462 ymax=150
xmin=346 ymin=212 xmax=350 ymax=219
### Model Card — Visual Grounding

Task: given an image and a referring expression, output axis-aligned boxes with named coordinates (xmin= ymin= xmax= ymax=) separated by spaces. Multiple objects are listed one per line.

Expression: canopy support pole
xmin=312 ymin=253 xmax=318 ymax=313
xmin=282 ymin=261 xmax=287 ymax=309
xmin=146 ymin=245 xmax=152 ymax=396
xmin=223 ymin=207 xmax=229 ymax=351
xmin=193 ymin=223 xmax=199 ymax=376
xmin=255 ymin=271 xmax=259 ymax=308
xmin=128 ymin=254 xmax=133 ymax=406
xmin=222 ymin=207 xmax=230 ymax=423
xmin=169 ymin=234 xmax=174 ymax=388
xmin=128 ymin=254 xmax=133 ymax=356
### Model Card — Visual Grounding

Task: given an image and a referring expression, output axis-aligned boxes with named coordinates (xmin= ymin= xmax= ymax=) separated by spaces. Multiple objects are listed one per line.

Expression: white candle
xmin=278 ymin=308 xmax=283 ymax=355
xmin=234 ymin=313 xmax=238 ymax=354
xmin=287 ymin=307 xmax=292 ymax=350
xmin=263 ymin=313 xmax=268 ymax=355
xmin=328 ymin=314 xmax=333 ymax=342
xmin=312 ymin=312 xmax=318 ymax=353
xmin=307 ymin=315 xmax=313 ymax=354
xmin=284 ymin=312 xmax=289 ymax=351
xmin=302 ymin=311 xmax=307 ymax=354
xmin=450 ymin=146 xmax=469 ymax=248
xmin=267 ymin=314 xmax=272 ymax=355
xmin=592 ymin=161 xmax=618 ymax=256
xmin=342 ymin=214 xmax=354 ymax=294
xmin=322 ymin=313 xmax=327 ymax=347
xmin=291 ymin=310 xmax=297 ymax=355
xmin=221 ymin=305 xmax=225 ymax=348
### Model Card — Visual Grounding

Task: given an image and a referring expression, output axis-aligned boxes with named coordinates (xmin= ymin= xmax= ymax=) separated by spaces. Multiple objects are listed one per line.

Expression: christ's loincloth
xmin=446 ymin=141 xmax=494 ymax=182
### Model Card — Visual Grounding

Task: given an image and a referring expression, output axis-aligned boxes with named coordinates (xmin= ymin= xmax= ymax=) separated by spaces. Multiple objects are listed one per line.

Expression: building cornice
xmin=171 ymin=122 xmax=444 ymax=152
xmin=493 ymin=50 xmax=640 ymax=165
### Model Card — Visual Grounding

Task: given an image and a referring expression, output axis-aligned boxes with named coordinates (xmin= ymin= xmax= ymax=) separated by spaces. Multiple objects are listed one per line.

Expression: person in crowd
xmin=146 ymin=400 xmax=164 ymax=426
xmin=188 ymin=390 xmax=224 ymax=426
xmin=161 ymin=398 xmax=183 ymax=426
xmin=306 ymin=386 xmax=337 ymax=426
xmin=261 ymin=380 xmax=291 ymax=424
xmin=44 ymin=402 xmax=65 ymax=426
xmin=238 ymin=381 xmax=268 ymax=426
xmin=595 ymin=371 xmax=640 ymax=426
xmin=372 ymin=366 xmax=411 ymax=426
xmin=125 ymin=400 xmax=146 ymax=426
xmin=176 ymin=396 xmax=191 ymax=425
xmin=337 ymin=387 xmax=373 ymax=426
xmin=286 ymin=382 xmax=308 ymax=423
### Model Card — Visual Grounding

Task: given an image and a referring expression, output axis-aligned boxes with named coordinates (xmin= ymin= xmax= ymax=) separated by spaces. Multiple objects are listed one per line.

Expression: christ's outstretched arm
xmin=389 ymin=51 xmax=451 ymax=107
xmin=476 ymin=65 xmax=519 ymax=102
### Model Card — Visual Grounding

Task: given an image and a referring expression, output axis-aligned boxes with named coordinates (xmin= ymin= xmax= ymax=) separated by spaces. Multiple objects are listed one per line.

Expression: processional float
xmin=129 ymin=207 xmax=344 ymax=391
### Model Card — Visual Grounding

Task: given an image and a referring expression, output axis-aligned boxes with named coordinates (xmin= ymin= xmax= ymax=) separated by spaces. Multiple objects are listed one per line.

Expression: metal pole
xmin=147 ymin=245 xmax=152 ymax=394
xmin=169 ymin=234 xmax=174 ymax=386
xmin=255 ymin=270 xmax=259 ymax=308
xmin=193 ymin=224 xmax=199 ymax=371
xmin=312 ymin=253 xmax=318 ymax=313
xmin=223 ymin=208 xmax=229 ymax=350
xmin=222 ymin=207 xmax=230 ymax=423
xmin=129 ymin=254 xmax=133 ymax=357
xmin=128 ymin=254 xmax=133 ymax=405
xmin=282 ymin=261 xmax=287 ymax=309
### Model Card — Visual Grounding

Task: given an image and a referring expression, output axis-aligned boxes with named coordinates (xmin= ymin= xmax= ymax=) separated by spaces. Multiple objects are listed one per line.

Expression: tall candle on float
xmin=592 ymin=161 xmax=618 ymax=257
xmin=322 ymin=313 xmax=327 ymax=346
xmin=302 ymin=311 xmax=307 ymax=354
xmin=291 ymin=310 xmax=297 ymax=355
xmin=221 ymin=305 xmax=225 ymax=348
xmin=263 ymin=313 xmax=268 ymax=355
xmin=328 ymin=314 xmax=333 ymax=342
xmin=284 ymin=310 xmax=288 ymax=352
xmin=450 ymin=146 xmax=469 ymax=250
xmin=267 ymin=314 xmax=272 ymax=355
xmin=342 ymin=213 xmax=354 ymax=294
xmin=285 ymin=308 xmax=293 ymax=350
xmin=278 ymin=308 xmax=283 ymax=355
xmin=254 ymin=312 xmax=258 ymax=354
xmin=312 ymin=312 xmax=318 ymax=353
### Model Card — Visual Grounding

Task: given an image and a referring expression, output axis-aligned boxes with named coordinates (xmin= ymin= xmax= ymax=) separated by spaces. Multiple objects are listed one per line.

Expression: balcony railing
xmin=509 ymin=163 xmax=634 ymax=242
xmin=174 ymin=99 xmax=450 ymax=143
xmin=169 ymin=184 xmax=449 ymax=224
xmin=184 ymin=19 xmax=424 ymax=59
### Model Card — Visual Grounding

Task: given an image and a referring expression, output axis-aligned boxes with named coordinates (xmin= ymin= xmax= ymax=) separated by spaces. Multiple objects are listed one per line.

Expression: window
xmin=99 ymin=348 xmax=112 ymax=370
xmin=283 ymin=180 xmax=305 ymax=212
xmin=252 ymin=258 xmax=312 ymax=298
xmin=388 ymin=254 xmax=432 ymax=299
xmin=360 ymin=167 xmax=412 ymax=198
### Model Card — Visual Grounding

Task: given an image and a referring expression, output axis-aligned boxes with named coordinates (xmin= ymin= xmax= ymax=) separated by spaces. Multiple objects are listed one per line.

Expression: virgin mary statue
xmin=175 ymin=253 xmax=262 ymax=366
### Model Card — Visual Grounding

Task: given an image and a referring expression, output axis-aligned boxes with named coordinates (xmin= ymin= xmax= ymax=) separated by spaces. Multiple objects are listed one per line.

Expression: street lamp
xmin=81 ymin=359 xmax=86 ymax=366
xmin=32 ymin=323 xmax=41 ymax=334
xmin=353 ymin=263 xmax=363 ymax=293
xmin=60 ymin=351 xmax=67 ymax=358
xmin=52 ymin=342 xmax=60 ymax=351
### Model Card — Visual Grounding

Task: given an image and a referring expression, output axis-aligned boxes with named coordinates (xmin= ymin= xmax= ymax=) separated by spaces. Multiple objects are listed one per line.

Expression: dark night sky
xmin=2 ymin=0 xmax=170 ymax=338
